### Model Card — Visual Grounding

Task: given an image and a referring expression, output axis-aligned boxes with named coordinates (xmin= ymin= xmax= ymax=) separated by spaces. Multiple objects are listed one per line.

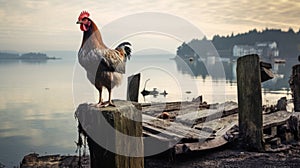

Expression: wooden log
xmin=75 ymin=101 xmax=144 ymax=168
xmin=237 ymin=54 xmax=264 ymax=152
xmin=127 ymin=73 xmax=141 ymax=102
xmin=290 ymin=65 xmax=300 ymax=111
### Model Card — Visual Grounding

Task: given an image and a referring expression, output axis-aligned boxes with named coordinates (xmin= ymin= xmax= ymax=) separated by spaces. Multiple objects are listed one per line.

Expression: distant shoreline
xmin=0 ymin=52 xmax=61 ymax=60
xmin=0 ymin=57 xmax=62 ymax=60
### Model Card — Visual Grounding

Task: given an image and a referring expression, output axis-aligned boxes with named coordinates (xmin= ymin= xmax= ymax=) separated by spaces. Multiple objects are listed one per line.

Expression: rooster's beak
xmin=76 ymin=21 xmax=82 ymax=24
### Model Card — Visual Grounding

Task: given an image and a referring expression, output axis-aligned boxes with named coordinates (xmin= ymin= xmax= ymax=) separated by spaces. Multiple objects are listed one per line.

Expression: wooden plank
xmin=141 ymin=101 xmax=211 ymax=116
xmin=191 ymin=110 xmax=291 ymax=138
xmin=142 ymin=102 xmax=195 ymax=116
xmin=173 ymin=111 xmax=292 ymax=153
xmin=175 ymin=136 xmax=227 ymax=153
xmin=175 ymin=120 xmax=238 ymax=153
xmin=143 ymin=131 xmax=170 ymax=142
xmin=176 ymin=108 xmax=219 ymax=125
xmin=263 ymin=110 xmax=292 ymax=129
xmin=127 ymin=73 xmax=140 ymax=102
xmin=141 ymin=100 xmax=292 ymax=153
xmin=173 ymin=110 xmax=291 ymax=153
xmin=261 ymin=67 xmax=274 ymax=82
xmin=143 ymin=123 xmax=183 ymax=141
xmin=142 ymin=114 xmax=213 ymax=142
xmin=176 ymin=101 xmax=238 ymax=126
xmin=193 ymin=114 xmax=238 ymax=136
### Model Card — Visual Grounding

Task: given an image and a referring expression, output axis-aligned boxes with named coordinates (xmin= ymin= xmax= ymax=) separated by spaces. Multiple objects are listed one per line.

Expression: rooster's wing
xmin=95 ymin=49 xmax=126 ymax=74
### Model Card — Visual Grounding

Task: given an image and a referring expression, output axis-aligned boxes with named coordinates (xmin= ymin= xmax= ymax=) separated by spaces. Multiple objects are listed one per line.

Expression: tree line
xmin=177 ymin=28 xmax=300 ymax=58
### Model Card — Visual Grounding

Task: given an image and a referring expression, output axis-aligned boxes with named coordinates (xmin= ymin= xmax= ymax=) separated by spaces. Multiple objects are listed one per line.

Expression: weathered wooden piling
xmin=289 ymin=64 xmax=300 ymax=141
xmin=75 ymin=101 xmax=144 ymax=168
xmin=127 ymin=73 xmax=141 ymax=102
xmin=290 ymin=64 xmax=300 ymax=111
xmin=237 ymin=54 xmax=264 ymax=151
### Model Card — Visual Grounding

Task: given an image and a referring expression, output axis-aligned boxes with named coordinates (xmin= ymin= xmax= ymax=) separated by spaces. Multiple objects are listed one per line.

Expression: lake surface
xmin=0 ymin=51 xmax=295 ymax=167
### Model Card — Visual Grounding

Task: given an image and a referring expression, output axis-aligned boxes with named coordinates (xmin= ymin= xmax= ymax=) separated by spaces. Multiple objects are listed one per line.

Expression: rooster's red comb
xmin=78 ymin=11 xmax=90 ymax=21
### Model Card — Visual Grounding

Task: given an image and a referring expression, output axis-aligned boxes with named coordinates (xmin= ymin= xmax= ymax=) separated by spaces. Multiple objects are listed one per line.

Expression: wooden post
xmin=127 ymin=73 xmax=141 ymax=102
xmin=290 ymin=65 xmax=300 ymax=111
xmin=76 ymin=100 xmax=144 ymax=168
xmin=237 ymin=54 xmax=264 ymax=151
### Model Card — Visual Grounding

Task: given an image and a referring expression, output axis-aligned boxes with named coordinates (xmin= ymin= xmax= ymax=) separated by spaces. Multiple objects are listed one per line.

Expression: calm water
xmin=0 ymin=51 xmax=295 ymax=167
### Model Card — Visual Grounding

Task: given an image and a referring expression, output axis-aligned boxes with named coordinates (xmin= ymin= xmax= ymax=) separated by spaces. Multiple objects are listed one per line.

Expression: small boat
xmin=140 ymin=79 xmax=159 ymax=97
xmin=185 ymin=91 xmax=192 ymax=94
xmin=160 ymin=90 xmax=168 ymax=96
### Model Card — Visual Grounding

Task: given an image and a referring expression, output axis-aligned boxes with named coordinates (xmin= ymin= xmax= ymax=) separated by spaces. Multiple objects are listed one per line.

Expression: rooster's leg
xmin=96 ymin=86 xmax=105 ymax=107
xmin=107 ymin=88 xmax=115 ymax=107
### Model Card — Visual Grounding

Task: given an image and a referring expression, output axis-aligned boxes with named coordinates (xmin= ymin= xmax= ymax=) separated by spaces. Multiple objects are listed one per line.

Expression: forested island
xmin=177 ymin=28 xmax=300 ymax=60
xmin=0 ymin=52 xmax=59 ymax=60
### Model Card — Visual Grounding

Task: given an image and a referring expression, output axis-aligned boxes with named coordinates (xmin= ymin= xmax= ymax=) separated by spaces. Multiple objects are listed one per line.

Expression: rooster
xmin=76 ymin=11 xmax=132 ymax=107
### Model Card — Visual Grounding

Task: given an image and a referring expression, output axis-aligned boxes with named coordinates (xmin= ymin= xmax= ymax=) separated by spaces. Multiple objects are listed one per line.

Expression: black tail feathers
xmin=116 ymin=42 xmax=132 ymax=60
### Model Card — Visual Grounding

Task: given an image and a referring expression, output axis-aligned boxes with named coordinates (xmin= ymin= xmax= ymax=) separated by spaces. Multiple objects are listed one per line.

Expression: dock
xmin=141 ymin=101 xmax=293 ymax=154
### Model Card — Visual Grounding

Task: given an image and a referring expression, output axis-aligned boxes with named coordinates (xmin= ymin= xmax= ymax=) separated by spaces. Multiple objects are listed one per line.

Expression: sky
xmin=0 ymin=0 xmax=299 ymax=53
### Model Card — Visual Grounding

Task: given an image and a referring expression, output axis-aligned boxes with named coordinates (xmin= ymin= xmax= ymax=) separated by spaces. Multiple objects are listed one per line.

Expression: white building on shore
xmin=233 ymin=42 xmax=279 ymax=59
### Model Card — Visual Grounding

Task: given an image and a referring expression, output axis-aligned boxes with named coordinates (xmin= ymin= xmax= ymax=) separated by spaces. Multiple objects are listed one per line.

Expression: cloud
xmin=0 ymin=0 xmax=299 ymax=51
xmin=199 ymin=0 xmax=300 ymax=35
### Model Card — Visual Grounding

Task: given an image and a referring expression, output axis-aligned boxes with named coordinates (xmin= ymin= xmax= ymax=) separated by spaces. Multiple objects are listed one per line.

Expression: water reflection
xmin=20 ymin=59 xmax=48 ymax=64
xmin=0 ymin=58 xmax=76 ymax=167
xmin=174 ymin=57 xmax=209 ymax=79
xmin=0 ymin=59 xmax=50 ymax=65
xmin=0 ymin=59 xmax=21 ymax=65
xmin=174 ymin=56 xmax=298 ymax=92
